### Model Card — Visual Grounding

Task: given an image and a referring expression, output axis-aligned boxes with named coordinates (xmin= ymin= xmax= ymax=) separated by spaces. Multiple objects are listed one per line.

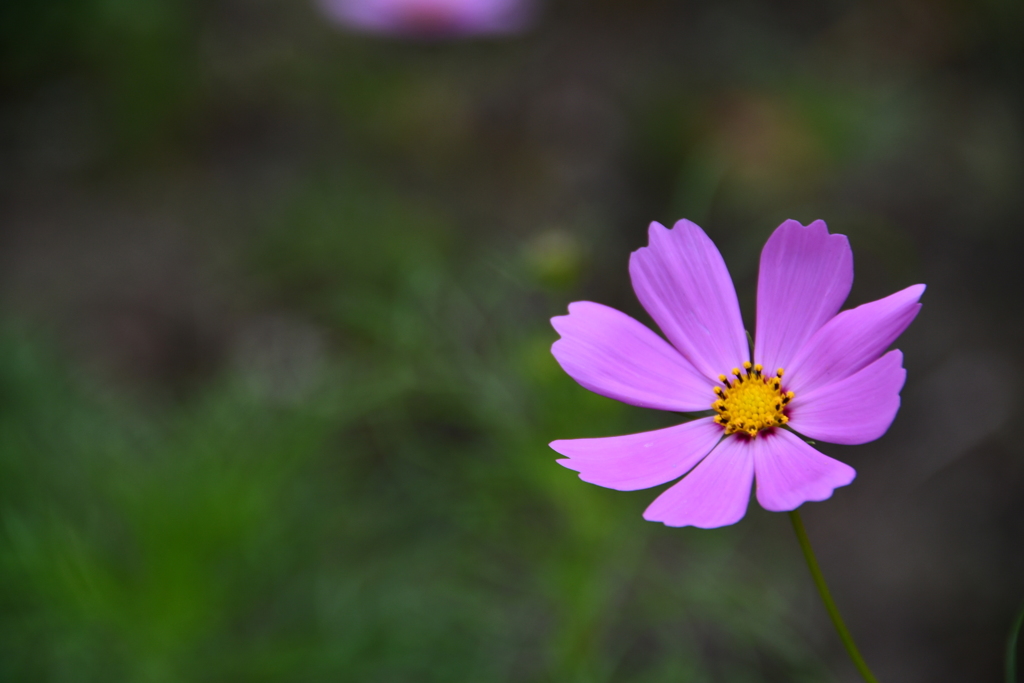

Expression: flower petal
xmin=786 ymin=284 xmax=925 ymax=395
xmin=551 ymin=417 xmax=723 ymax=491
xmin=753 ymin=429 xmax=856 ymax=512
xmin=788 ymin=350 xmax=906 ymax=445
xmin=629 ymin=220 xmax=748 ymax=381
xmin=551 ymin=301 xmax=714 ymax=411
xmin=642 ymin=435 xmax=753 ymax=528
xmin=754 ymin=220 xmax=853 ymax=374
xmin=318 ymin=0 xmax=530 ymax=37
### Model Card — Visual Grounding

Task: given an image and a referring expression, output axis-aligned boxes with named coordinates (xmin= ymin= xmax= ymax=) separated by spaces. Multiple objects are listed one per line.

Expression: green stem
xmin=789 ymin=510 xmax=880 ymax=683
xmin=1007 ymin=603 xmax=1024 ymax=683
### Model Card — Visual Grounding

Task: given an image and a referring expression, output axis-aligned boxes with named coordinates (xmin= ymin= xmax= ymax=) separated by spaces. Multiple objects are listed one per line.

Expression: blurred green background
xmin=2 ymin=1 xmax=1023 ymax=681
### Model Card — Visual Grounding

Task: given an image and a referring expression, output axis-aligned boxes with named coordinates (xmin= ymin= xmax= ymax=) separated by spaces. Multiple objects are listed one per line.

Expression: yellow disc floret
xmin=712 ymin=362 xmax=793 ymax=438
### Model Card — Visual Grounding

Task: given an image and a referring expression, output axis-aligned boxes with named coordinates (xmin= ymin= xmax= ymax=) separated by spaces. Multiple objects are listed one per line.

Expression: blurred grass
xmin=0 ymin=167 xmax=822 ymax=680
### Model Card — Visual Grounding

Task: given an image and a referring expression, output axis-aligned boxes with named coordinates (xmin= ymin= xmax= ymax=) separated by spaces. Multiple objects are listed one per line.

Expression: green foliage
xmin=0 ymin=172 xmax=822 ymax=679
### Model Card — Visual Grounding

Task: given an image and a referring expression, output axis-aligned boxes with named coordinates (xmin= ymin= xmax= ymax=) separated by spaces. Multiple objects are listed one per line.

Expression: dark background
xmin=1 ymin=1 xmax=1023 ymax=681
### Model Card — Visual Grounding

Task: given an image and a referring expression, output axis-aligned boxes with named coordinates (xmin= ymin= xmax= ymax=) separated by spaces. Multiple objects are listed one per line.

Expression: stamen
xmin=711 ymin=364 xmax=793 ymax=438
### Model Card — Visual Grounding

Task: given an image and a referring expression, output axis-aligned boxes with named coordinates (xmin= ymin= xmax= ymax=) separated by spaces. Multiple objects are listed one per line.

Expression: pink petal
xmin=754 ymin=220 xmax=853 ymax=374
xmin=317 ymin=0 xmax=531 ymax=36
xmin=788 ymin=350 xmax=906 ymax=445
xmin=629 ymin=220 xmax=748 ymax=382
xmin=786 ymin=284 xmax=926 ymax=395
xmin=551 ymin=417 xmax=723 ymax=491
xmin=642 ymin=435 xmax=753 ymax=528
xmin=551 ymin=301 xmax=714 ymax=412
xmin=752 ymin=429 xmax=856 ymax=512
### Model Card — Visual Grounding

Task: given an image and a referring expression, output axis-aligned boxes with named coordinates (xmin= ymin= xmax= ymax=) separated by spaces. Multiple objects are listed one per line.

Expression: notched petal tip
xmin=551 ymin=301 xmax=599 ymax=335
xmin=555 ymin=300 xmax=593 ymax=321
xmin=642 ymin=501 xmax=748 ymax=529
xmin=629 ymin=217 xmax=748 ymax=380
xmin=554 ymin=457 xmax=578 ymax=471
xmin=547 ymin=301 xmax=712 ymax=412
xmin=753 ymin=430 xmax=856 ymax=512
xmin=779 ymin=217 xmax=828 ymax=231
xmin=770 ymin=218 xmax=850 ymax=253
xmin=754 ymin=218 xmax=855 ymax=374
xmin=638 ymin=218 xmax=707 ymax=248
xmin=550 ymin=300 xmax=615 ymax=337
xmin=549 ymin=419 xmax=723 ymax=492
xmin=637 ymin=221 xmax=669 ymax=249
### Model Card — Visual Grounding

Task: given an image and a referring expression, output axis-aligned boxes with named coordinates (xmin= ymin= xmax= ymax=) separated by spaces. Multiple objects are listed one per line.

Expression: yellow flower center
xmin=711 ymin=362 xmax=794 ymax=438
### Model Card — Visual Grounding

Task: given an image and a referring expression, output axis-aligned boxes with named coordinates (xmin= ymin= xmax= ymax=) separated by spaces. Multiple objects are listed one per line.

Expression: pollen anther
xmin=711 ymin=363 xmax=793 ymax=438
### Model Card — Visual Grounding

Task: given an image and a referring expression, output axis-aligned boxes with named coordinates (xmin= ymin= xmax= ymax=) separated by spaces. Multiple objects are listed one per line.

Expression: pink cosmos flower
xmin=550 ymin=219 xmax=925 ymax=528
xmin=317 ymin=0 xmax=532 ymax=38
